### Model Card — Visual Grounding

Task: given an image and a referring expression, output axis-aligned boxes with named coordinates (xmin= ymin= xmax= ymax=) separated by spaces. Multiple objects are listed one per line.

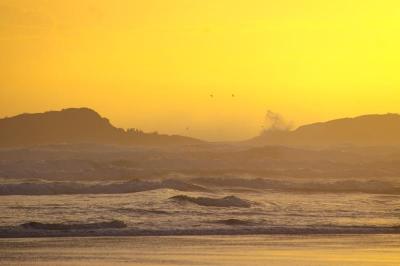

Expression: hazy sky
xmin=1 ymin=0 xmax=400 ymax=140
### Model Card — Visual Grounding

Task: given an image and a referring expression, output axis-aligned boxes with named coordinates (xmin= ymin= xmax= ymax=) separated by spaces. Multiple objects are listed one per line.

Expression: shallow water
xmin=1 ymin=235 xmax=400 ymax=265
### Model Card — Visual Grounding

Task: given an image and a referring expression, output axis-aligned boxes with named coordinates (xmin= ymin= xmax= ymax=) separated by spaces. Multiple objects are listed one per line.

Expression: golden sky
xmin=1 ymin=0 xmax=400 ymax=140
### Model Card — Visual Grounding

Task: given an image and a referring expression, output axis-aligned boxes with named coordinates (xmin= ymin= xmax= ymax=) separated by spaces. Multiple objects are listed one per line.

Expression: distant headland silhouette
xmin=251 ymin=113 xmax=400 ymax=147
xmin=0 ymin=108 xmax=202 ymax=147
xmin=1 ymin=108 xmax=400 ymax=148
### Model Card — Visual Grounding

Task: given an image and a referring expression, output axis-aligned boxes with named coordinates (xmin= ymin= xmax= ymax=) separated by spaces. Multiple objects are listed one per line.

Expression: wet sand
xmin=1 ymin=234 xmax=400 ymax=265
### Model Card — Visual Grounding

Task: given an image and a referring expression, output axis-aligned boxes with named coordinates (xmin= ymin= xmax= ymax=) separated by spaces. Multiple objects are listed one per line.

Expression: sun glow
xmin=1 ymin=0 xmax=400 ymax=140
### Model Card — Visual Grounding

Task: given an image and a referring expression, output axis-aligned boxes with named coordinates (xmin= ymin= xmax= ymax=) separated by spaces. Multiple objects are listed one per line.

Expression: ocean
xmin=1 ymin=177 xmax=399 ymax=237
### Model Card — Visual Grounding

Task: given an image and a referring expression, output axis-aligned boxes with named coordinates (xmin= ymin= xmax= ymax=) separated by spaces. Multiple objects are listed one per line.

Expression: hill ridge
xmin=0 ymin=107 xmax=202 ymax=147
xmin=251 ymin=113 xmax=400 ymax=147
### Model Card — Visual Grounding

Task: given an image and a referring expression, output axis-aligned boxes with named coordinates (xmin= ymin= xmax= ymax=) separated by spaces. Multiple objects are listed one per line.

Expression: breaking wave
xmin=20 ymin=220 xmax=127 ymax=230
xmin=170 ymin=195 xmax=252 ymax=208
xmin=1 ymin=177 xmax=400 ymax=196
xmin=212 ymin=219 xmax=257 ymax=226
xmin=0 ymin=179 xmax=207 ymax=196
xmin=191 ymin=177 xmax=400 ymax=195
xmin=1 ymin=225 xmax=400 ymax=238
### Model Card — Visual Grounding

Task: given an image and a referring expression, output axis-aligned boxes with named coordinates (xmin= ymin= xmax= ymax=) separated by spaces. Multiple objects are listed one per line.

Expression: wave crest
xmin=20 ymin=220 xmax=127 ymax=230
xmin=1 ymin=225 xmax=400 ymax=238
xmin=0 ymin=179 xmax=207 ymax=196
xmin=213 ymin=219 xmax=257 ymax=226
xmin=170 ymin=195 xmax=251 ymax=208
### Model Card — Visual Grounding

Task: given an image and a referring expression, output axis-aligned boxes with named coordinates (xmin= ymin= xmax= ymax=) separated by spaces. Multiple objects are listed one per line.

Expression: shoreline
xmin=1 ymin=234 xmax=399 ymax=265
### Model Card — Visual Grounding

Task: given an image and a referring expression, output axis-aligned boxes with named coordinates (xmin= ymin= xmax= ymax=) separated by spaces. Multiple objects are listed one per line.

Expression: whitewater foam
xmin=1 ymin=225 xmax=400 ymax=238
xmin=1 ymin=177 xmax=399 ymax=238
xmin=0 ymin=179 xmax=207 ymax=195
